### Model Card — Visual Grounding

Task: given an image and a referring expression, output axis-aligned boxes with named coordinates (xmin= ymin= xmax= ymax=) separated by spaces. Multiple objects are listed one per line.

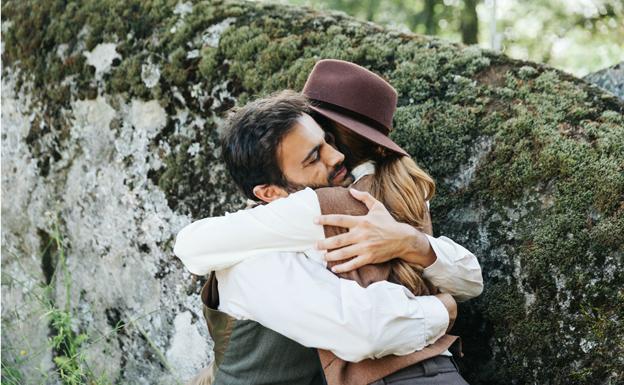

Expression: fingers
xmin=323 ymin=244 xmax=362 ymax=262
xmin=314 ymin=214 xmax=359 ymax=229
xmin=331 ymin=255 xmax=369 ymax=273
xmin=349 ymin=188 xmax=378 ymax=210
xmin=316 ymin=232 xmax=357 ymax=251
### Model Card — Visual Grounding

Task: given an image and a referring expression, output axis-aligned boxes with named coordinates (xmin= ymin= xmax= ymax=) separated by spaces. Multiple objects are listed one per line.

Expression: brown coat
xmin=314 ymin=175 xmax=459 ymax=385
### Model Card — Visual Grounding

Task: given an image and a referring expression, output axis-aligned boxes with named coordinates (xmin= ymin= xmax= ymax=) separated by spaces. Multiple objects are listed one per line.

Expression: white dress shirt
xmin=174 ymin=162 xmax=483 ymax=301
xmin=216 ymin=250 xmax=449 ymax=362
xmin=173 ymin=162 xmax=483 ymax=360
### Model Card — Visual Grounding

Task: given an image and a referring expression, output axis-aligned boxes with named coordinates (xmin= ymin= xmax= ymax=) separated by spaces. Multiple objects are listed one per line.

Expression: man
xmin=175 ymin=89 xmax=481 ymax=383
xmin=176 ymin=108 xmax=482 ymax=383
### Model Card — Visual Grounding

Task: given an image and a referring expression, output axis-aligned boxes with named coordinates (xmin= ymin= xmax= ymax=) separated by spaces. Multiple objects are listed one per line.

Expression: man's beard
xmin=284 ymin=163 xmax=353 ymax=193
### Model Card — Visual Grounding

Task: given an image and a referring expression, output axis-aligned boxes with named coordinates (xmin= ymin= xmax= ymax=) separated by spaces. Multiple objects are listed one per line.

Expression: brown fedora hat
xmin=302 ymin=59 xmax=407 ymax=156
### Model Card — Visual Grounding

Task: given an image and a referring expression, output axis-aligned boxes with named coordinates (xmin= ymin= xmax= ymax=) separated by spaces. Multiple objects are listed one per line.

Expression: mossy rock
xmin=2 ymin=1 xmax=623 ymax=384
xmin=584 ymin=62 xmax=623 ymax=100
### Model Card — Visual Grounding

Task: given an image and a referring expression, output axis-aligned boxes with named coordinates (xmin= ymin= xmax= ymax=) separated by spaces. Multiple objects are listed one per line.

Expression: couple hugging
xmin=174 ymin=59 xmax=483 ymax=385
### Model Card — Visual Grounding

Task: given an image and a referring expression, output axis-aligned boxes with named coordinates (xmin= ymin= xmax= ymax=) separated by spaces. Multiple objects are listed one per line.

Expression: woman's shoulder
xmin=314 ymin=185 xmax=352 ymax=203
xmin=314 ymin=180 xmax=370 ymax=216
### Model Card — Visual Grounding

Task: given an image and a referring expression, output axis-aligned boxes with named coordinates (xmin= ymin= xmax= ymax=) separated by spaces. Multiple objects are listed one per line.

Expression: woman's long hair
xmin=322 ymin=117 xmax=437 ymax=296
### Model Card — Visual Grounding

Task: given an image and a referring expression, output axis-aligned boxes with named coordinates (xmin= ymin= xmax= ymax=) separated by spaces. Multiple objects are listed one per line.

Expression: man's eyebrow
xmin=302 ymin=144 xmax=321 ymax=165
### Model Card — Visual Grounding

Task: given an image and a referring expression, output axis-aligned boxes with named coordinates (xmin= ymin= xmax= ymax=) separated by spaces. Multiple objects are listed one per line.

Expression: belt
xmin=369 ymin=356 xmax=459 ymax=384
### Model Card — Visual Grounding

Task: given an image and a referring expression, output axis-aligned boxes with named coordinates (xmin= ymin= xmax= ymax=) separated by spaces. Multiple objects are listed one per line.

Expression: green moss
xmin=198 ymin=47 xmax=219 ymax=81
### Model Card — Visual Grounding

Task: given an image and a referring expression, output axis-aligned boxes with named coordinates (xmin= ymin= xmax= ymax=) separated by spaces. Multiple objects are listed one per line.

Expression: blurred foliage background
xmin=276 ymin=0 xmax=623 ymax=77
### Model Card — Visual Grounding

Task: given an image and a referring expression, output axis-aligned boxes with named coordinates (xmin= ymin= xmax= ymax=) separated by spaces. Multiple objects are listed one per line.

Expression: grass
xmin=1 ymin=212 xmax=179 ymax=385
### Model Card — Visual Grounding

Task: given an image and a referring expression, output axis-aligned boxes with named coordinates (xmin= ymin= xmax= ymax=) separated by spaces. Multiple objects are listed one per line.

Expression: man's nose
xmin=326 ymin=145 xmax=345 ymax=167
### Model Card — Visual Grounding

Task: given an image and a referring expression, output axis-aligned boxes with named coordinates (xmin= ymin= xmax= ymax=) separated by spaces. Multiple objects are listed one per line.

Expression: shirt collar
xmin=351 ymin=161 xmax=376 ymax=184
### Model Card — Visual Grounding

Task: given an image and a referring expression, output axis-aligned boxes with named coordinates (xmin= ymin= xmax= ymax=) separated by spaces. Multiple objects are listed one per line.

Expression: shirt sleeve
xmin=173 ymin=188 xmax=324 ymax=275
xmin=423 ymin=234 xmax=484 ymax=302
xmin=217 ymin=251 xmax=449 ymax=362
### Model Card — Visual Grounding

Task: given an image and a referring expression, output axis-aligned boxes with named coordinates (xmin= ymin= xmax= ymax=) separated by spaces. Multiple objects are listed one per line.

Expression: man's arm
xmin=420 ymin=234 xmax=484 ymax=301
xmin=174 ymin=186 xmax=482 ymax=301
xmin=316 ymin=189 xmax=483 ymax=302
xmin=216 ymin=251 xmax=453 ymax=362
xmin=173 ymin=188 xmax=324 ymax=274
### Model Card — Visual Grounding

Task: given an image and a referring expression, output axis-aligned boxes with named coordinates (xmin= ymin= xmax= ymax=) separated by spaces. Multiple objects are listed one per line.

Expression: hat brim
xmin=309 ymin=105 xmax=408 ymax=156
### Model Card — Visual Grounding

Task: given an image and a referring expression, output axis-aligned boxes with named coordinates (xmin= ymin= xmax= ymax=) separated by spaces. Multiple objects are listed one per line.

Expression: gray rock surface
xmin=584 ymin=61 xmax=624 ymax=100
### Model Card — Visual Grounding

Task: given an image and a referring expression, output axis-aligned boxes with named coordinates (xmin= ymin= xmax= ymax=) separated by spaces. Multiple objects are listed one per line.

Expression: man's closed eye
xmin=309 ymin=151 xmax=320 ymax=164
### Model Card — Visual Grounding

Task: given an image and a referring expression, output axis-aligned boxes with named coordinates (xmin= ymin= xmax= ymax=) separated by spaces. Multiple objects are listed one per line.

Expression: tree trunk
xmin=424 ymin=0 xmax=439 ymax=35
xmin=461 ymin=0 xmax=479 ymax=44
xmin=365 ymin=0 xmax=382 ymax=21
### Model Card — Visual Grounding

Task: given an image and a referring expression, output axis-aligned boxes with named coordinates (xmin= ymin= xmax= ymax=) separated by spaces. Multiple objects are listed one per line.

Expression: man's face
xmin=277 ymin=113 xmax=351 ymax=190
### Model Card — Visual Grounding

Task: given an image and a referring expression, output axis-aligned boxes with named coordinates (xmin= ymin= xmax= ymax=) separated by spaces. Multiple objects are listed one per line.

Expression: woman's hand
xmin=314 ymin=189 xmax=436 ymax=273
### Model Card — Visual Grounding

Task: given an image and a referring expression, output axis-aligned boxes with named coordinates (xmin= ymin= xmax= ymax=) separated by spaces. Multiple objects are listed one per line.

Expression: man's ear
xmin=252 ymin=184 xmax=289 ymax=203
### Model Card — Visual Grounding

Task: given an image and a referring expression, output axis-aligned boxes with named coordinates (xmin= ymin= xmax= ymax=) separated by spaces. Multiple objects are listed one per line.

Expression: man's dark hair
xmin=221 ymin=90 xmax=311 ymax=200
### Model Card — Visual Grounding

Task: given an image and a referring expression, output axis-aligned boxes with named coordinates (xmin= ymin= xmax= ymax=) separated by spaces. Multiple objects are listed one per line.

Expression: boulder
xmin=2 ymin=1 xmax=622 ymax=384
xmin=584 ymin=61 xmax=623 ymax=101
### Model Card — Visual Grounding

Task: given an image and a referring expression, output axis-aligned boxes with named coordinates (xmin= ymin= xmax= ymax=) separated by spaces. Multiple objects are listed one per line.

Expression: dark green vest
xmin=202 ymin=273 xmax=325 ymax=385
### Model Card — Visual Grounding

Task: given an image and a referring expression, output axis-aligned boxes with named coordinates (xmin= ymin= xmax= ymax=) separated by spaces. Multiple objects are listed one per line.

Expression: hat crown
xmin=302 ymin=60 xmax=397 ymax=131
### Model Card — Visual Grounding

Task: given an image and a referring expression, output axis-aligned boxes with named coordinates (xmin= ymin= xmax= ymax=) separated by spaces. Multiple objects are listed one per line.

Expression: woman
xmin=314 ymin=113 xmax=436 ymax=297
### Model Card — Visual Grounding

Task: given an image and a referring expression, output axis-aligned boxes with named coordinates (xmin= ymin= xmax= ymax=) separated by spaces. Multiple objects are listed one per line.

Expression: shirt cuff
xmin=413 ymin=295 xmax=449 ymax=345
xmin=422 ymin=234 xmax=454 ymax=281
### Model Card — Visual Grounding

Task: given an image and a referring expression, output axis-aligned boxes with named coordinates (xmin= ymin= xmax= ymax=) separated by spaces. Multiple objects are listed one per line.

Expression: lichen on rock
xmin=584 ymin=61 xmax=624 ymax=100
xmin=1 ymin=1 xmax=623 ymax=384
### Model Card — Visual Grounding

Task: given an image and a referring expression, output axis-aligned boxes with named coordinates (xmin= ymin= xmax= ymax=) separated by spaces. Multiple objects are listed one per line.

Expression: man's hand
xmin=314 ymin=189 xmax=437 ymax=273
xmin=435 ymin=293 xmax=457 ymax=332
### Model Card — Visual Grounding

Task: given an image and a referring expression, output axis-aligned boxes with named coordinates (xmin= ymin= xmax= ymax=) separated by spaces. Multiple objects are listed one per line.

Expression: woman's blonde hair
xmin=325 ymin=119 xmax=436 ymax=296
